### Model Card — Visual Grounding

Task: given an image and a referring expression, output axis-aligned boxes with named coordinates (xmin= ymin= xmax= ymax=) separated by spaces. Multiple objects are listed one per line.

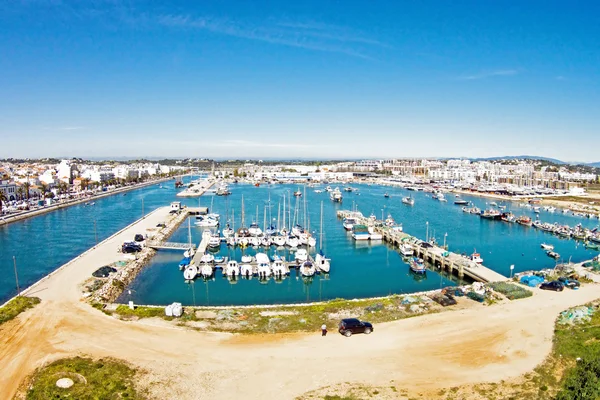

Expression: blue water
xmin=120 ymin=183 xmax=600 ymax=306
xmin=1 ymin=180 xmax=598 ymax=305
xmin=0 ymin=177 xmax=197 ymax=303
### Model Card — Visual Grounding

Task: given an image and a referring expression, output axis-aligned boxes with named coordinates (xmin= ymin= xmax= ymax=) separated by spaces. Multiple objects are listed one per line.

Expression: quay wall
xmin=0 ymin=177 xmax=172 ymax=227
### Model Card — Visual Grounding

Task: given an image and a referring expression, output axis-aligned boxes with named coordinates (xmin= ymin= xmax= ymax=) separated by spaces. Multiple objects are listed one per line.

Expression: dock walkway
xmin=176 ymin=180 xmax=215 ymax=198
xmin=337 ymin=210 xmax=507 ymax=283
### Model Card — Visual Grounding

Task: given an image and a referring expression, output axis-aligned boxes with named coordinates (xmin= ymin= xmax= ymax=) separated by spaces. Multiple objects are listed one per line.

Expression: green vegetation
xmin=106 ymin=295 xmax=443 ymax=333
xmin=0 ymin=296 xmax=40 ymax=326
xmin=488 ymin=282 xmax=533 ymax=300
xmin=26 ymin=356 xmax=143 ymax=400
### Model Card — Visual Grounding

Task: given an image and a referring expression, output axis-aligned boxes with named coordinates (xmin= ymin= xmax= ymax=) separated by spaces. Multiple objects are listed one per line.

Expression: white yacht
xmin=241 ymin=254 xmax=253 ymax=263
xmin=208 ymin=233 xmax=221 ymax=248
xmin=200 ymin=263 xmax=213 ymax=278
xmin=200 ymin=253 xmax=214 ymax=263
xmin=248 ymin=236 xmax=261 ymax=247
xmin=225 ymin=260 xmax=240 ymax=277
xmin=195 ymin=215 xmax=219 ymax=227
xmin=273 ymin=235 xmax=286 ymax=247
xmin=287 ymin=236 xmax=299 ymax=248
xmin=240 ymin=263 xmax=253 ymax=277
xmin=183 ymin=264 xmax=198 ymax=281
xmin=272 ymin=259 xmax=289 ymax=276
xmin=248 ymin=222 xmax=263 ymax=236
xmin=402 ymin=196 xmax=415 ymax=206
xmin=342 ymin=217 xmax=357 ymax=231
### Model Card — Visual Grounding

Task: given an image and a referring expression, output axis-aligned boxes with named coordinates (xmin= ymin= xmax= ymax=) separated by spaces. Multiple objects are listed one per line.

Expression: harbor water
xmin=1 ymin=180 xmax=598 ymax=305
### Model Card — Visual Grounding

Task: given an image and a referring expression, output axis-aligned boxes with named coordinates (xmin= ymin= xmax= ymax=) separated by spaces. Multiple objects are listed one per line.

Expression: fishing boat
xmin=351 ymin=224 xmax=370 ymax=241
xmin=470 ymin=251 xmax=484 ymax=264
xmin=409 ymin=257 xmax=426 ymax=274
xmin=300 ymin=260 xmax=316 ymax=277
xmin=402 ymin=196 xmax=415 ymax=206
xmin=547 ymin=250 xmax=560 ymax=259
xmin=585 ymin=242 xmax=600 ymax=251
xmin=480 ymin=209 xmax=502 ymax=220
xmin=399 ymin=243 xmax=414 ymax=257
xmin=330 ymin=187 xmax=343 ymax=202
xmin=541 ymin=243 xmax=554 ymax=250
xmin=516 ymin=216 xmax=533 ymax=226
xmin=501 ymin=212 xmax=516 ymax=223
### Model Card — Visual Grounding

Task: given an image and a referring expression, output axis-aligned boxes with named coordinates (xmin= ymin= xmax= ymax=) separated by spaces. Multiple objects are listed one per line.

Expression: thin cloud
xmin=156 ymin=14 xmax=378 ymax=60
xmin=457 ymin=70 xmax=519 ymax=81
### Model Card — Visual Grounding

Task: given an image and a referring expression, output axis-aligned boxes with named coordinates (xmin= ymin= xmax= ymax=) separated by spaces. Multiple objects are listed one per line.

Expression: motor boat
xmin=399 ymin=244 xmax=414 ymax=257
xmin=261 ymin=236 xmax=271 ymax=247
xmin=179 ymin=257 xmax=192 ymax=271
xmin=240 ymin=263 xmax=253 ymax=277
xmin=248 ymin=222 xmax=263 ymax=236
xmin=200 ymin=253 xmax=214 ymax=263
xmin=409 ymin=257 xmax=426 ymax=274
xmin=195 ymin=215 xmax=219 ymax=227
xmin=208 ymin=233 xmax=221 ymax=248
xmin=330 ymin=187 xmax=343 ymax=202
xmin=541 ymin=243 xmax=554 ymax=251
xmin=249 ymin=236 xmax=261 ymax=247
xmin=272 ymin=259 xmax=289 ymax=276
xmin=200 ymin=263 xmax=214 ymax=278
xmin=272 ymin=235 xmax=286 ymax=247
xmin=342 ymin=217 xmax=356 ymax=231
xmin=470 ymin=251 xmax=484 ymax=264
xmin=402 ymin=196 xmax=415 ymax=206
xmin=222 ymin=224 xmax=234 ymax=239
xmin=287 ymin=236 xmax=299 ymax=248
xmin=241 ymin=254 xmax=253 ymax=263
xmin=225 ymin=260 xmax=240 ymax=277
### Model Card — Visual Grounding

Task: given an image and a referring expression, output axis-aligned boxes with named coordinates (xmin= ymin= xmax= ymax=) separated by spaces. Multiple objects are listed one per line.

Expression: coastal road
xmin=2 ymin=208 xmax=600 ymax=399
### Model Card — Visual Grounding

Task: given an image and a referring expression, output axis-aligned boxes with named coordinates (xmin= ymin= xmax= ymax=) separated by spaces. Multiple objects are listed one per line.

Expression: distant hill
xmin=469 ymin=155 xmax=568 ymax=164
xmin=586 ymin=162 xmax=600 ymax=168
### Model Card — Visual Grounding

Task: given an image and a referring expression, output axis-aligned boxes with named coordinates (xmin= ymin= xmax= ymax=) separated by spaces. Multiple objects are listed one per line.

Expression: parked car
xmin=539 ymin=281 xmax=564 ymax=292
xmin=134 ymin=234 xmax=145 ymax=242
xmin=338 ymin=318 xmax=373 ymax=337
xmin=558 ymin=277 xmax=580 ymax=289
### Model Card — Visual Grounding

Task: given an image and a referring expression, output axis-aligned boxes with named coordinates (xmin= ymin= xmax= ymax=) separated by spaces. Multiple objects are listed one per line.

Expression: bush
xmin=488 ymin=282 xmax=533 ymax=300
xmin=0 ymin=296 xmax=41 ymax=325
xmin=556 ymin=357 xmax=600 ymax=400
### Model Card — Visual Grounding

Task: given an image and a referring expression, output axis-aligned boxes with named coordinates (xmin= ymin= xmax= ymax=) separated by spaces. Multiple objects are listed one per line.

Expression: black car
xmin=420 ymin=242 xmax=433 ymax=249
xmin=539 ymin=281 xmax=564 ymax=292
xmin=338 ymin=318 xmax=373 ymax=337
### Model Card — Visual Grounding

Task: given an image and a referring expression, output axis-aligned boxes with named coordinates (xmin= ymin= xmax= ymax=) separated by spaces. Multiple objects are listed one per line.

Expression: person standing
xmin=321 ymin=323 xmax=327 ymax=336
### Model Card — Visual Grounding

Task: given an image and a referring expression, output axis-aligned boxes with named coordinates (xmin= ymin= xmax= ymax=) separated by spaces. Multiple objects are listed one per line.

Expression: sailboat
xmin=402 ymin=195 xmax=415 ymax=206
xmin=183 ymin=217 xmax=195 ymax=258
xmin=315 ymin=201 xmax=331 ymax=273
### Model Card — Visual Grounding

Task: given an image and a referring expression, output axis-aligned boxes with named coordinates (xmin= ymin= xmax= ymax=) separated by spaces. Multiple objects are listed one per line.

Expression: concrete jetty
xmin=176 ymin=179 xmax=215 ymax=197
xmin=337 ymin=210 xmax=507 ymax=283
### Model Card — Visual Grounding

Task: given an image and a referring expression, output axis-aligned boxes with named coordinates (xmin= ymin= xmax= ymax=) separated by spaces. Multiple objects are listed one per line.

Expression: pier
xmin=176 ymin=179 xmax=215 ymax=197
xmin=147 ymin=242 xmax=197 ymax=251
xmin=337 ymin=210 xmax=507 ymax=283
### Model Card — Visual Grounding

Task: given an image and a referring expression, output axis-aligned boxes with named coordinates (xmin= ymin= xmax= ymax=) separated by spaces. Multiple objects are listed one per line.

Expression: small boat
xmin=248 ymin=222 xmax=262 ymax=236
xmin=272 ymin=235 xmax=286 ymax=247
xmin=540 ymin=243 xmax=554 ymax=251
xmin=480 ymin=209 xmax=502 ymax=220
xmin=342 ymin=217 xmax=357 ymax=231
xmin=585 ymin=242 xmax=600 ymax=251
xmin=222 ymin=224 xmax=234 ymax=238
xmin=344 ymin=187 xmax=353 ymax=192
xmin=547 ymin=250 xmax=560 ymax=259
xmin=402 ymin=196 xmax=415 ymax=206
xmin=178 ymin=257 xmax=192 ymax=270
xmin=516 ymin=216 xmax=533 ymax=226
xmin=213 ymin=255 xmax=226 ymax=264
xmin=293 ymin=190 xmax=302 ymax=197
xmin=384 ymin=193 xmax=389 ymax=198
xmin=200 ymin=253 xmax=214 ymax=263
xmin=272 ymin=259 xmax=289 ymax=276
xmin=470 ymin=251 xmax=484 ymax=264
xmin=248 ymin=236 xmax=261 ymax=247
xmin=254 ymin=183 xmax=260 ymax=187
xmin=330 ymin=187 xmax=343 ymax=202
xmin=286 ymin=236 xmax=299 ymax=248
xmin=195 ymin=216 xmax=219 ymax=227
xmin=240 ymin=264 xmax=253 ymax=278
xmin=454 ymin=200 xmax=469 ymax=205
xmin=256 ymin=253 xmax=272 ymax=277
xmin=409 ymin=257 xmax=426 ymax=274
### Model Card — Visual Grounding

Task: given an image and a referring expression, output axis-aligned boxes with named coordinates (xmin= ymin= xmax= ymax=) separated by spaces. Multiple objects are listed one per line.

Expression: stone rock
xmin=409 ymin=304 xmax=422 ymax=313
xmin=259 ymin=310 xmax=298 ymax=317
xmin=56 ymin=378 xmax=74 ymax=389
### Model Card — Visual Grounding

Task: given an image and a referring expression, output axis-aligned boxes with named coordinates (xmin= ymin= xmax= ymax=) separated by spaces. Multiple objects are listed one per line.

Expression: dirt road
xmin=2 ymin=285 xmax=599 ymax=399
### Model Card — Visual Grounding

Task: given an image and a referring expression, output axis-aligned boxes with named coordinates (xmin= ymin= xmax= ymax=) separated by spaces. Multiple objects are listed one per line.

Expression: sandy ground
xmin=2 ymin=206 xmax=600 ymax=399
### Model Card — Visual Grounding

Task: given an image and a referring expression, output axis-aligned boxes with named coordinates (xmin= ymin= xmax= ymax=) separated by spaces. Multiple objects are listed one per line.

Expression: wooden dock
xmin=147 ymin=242 xmax=197 ymax=250
xmin=337 ymin=210 xmax=507 ymax=283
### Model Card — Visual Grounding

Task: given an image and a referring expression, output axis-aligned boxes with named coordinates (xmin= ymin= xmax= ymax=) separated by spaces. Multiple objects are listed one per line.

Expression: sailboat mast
xmin=263 ymin=205 xmax=267 ymax=231
xmin=303 ymin=185 xmax=307 ymax=228
xmin=241 ymin=195 xmax=245 ymax=227
xmin=188 ymin=217 xmax=192 ymax=248
xmin=232 ymin=208 xmax=235 ymax=231
xmin=256 ymin=205 xmax=259 ymax=224
xmin=282 ymin=195 xmax=286 ymax=231
xmin=320 ymin=201 xmax=323 ymax=250
xmin=277 ymin=202 xmax=281 ymax=231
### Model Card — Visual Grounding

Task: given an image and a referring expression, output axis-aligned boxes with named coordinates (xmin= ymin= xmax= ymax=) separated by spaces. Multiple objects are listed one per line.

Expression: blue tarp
xmin=519 ymin=275 xmax=545 ymax=287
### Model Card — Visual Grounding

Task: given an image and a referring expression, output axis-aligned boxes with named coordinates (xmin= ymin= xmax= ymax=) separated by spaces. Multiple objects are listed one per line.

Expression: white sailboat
xmin=272 ymin=258 xmax=289 ymax=276
xmin=300 ymin=260 xmax=316 ymax=277
xmin=315 ymin=202 xmax=331 ymax=273
xmin=183 ymin=217 xmax=195 ymax=258
xmin=200 ymin=263 xmax=213 ymax=278
xmin=295 ymin=248 xmax=308 ymax=262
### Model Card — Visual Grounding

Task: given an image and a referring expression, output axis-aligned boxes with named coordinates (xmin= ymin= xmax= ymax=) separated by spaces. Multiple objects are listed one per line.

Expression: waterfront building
xmin=0 ymin=180 xmax=17 ymax=201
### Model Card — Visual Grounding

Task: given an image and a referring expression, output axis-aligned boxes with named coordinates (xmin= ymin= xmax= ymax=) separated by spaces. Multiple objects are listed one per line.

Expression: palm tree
xmin=16 ymin=186 xmax=24 ymax=201
xmin=0 ymin=191 xmax=7 ymax=214
xmin=39 ymin=183 xmax=48 ymax=198
xmin=58 ymin=181 xmax=68 ymax=196
xmin=80 ymin=178 xmax=90 ymax=191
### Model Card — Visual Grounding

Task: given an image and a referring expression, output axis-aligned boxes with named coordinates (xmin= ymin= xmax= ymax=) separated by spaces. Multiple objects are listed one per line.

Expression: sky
xmin=0 ymin=1 xmax=599 ymax=161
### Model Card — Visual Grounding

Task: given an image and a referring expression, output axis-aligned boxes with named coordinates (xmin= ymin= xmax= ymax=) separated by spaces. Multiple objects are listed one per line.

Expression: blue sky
xmin=0 ymin=1 xmax=599 ymax=161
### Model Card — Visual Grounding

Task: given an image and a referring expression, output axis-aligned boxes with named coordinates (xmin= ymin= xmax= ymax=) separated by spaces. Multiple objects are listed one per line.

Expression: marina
xmin=2 ymin=178 xmax=599 ymax=306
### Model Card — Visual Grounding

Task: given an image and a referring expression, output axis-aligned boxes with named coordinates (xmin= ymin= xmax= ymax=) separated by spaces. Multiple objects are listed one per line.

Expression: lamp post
xmin=13 ymin=256 xmax=20 ymax=296
xmin=443 ymin=232 xmax=448 ymax=249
